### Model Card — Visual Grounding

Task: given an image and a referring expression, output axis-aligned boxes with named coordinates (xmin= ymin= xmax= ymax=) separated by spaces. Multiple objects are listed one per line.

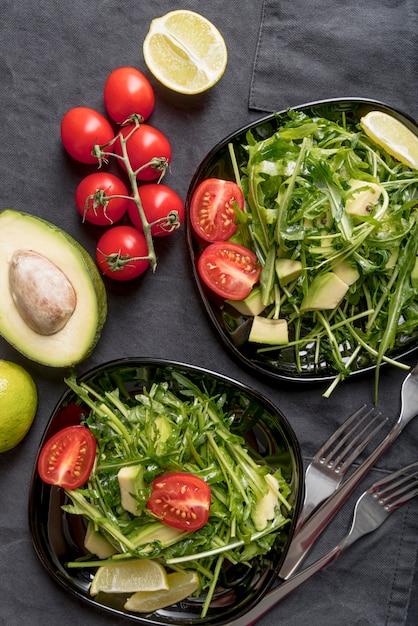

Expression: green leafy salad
xmin=226 ymin=109 xmax=418 ymax=400
xmin=62 ymin=370 xmax=294 ymax=617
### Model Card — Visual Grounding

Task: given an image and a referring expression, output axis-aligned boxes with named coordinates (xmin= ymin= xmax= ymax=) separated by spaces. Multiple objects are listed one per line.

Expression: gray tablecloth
xmin=0 ymin=1 xmax=417 ymax=625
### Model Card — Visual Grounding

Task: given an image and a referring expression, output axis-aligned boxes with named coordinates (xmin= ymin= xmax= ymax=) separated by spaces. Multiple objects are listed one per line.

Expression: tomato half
xmin=38 ymin=425 xmax=96 ymax=490
xmin=114 ymin=123 xmax=172 ymax=181
xmin=197 ymin=242 xmax=261 ymax=300
xmin=75 ymin=172 xmax=130 ymax=225
xmin=128 ymin=184 xmax=185 ymax=237
xmin=190 ymin=178 xmax=244 ymax=242
xmin=147 ymin=472 xmax=211 ymax=531
xmin=60 ymin=107 xmax=115 ymax=164
xmin=96 ymin=225 xmax=150 ymax=281
xmin=104 ymin=66 xmax=155 ymax=124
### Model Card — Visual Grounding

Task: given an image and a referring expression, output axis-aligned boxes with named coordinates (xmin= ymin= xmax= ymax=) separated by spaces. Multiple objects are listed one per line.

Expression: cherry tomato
xmin=197 ymin=242 xmax=261 ymax=300
xmin=38 ymin=425 xmax=96 ymax=490
xmin=104 ymin=66 xmax=155 ymax=124
xmin=190 ymin=178 xmax=244 ymax=242
xmin=128 ymin=184 xmax=185 ymax=237
xmin=96 ymin=225 xmax=150 ymax=281
xmin=147 ymin=472 xmax=211 ymax=531
xmin=60 ymin=107 xmax=115 ymax=164
xmin=75 ymin=172 xmax=130 ymax=226
xmin=114 ymin=123 xmax=172 ymax=181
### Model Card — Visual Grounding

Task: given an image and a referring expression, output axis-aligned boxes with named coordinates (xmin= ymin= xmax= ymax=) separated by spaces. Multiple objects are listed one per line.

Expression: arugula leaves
xmin=233 ymin=110 xmax=418 ymax=400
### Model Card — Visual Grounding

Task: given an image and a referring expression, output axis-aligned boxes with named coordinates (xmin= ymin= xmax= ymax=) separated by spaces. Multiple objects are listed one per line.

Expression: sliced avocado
xmin=118 ymin=464 xmax=145 ymax=515
xmin=301 ymin=272 xmax=349 ymax=312
xmin=225 ymin=287 xmax=267 ymax=316
xmin=153 ymin=415 xmax=172 ymax=454
xmin=0 ymin=209 xmax=106 ymax=367
xmin=275 ymin=258 xmax=302 ymax=286
xmin=385 ymin=249 xmax=399 ymax=270
xmin=332 ymin=261 xmax=360 ymax=286
xmin=248 ymin=316 xmax=288 ymax=345
xmin=345 ymin=179 xmax=382 ymax=217
xmin=411 ymin=257 xmax=418 ymax=289
xmin=84 ymin=522 xmax=117 ymax=559
xmin=252 ymin=474 xmax=280 ymax=531
xmin=128 ymin=521 xmax=187 ymax=551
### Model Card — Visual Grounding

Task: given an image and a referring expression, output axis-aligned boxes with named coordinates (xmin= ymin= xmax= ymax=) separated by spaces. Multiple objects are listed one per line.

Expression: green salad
xmin=61 ymin=371 xmax=293 ymax=617
xmin=226 ymin=109 xmax=418 ymax=400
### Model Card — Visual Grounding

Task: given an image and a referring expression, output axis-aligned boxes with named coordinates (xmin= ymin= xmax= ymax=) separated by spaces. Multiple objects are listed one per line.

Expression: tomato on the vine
xmin=197 ymin=242 xmax=261 ymax=300
xmin=104 ymin=66 xmax=155 ymax=124
xmin=96 ymin=225 xmax=150 ymax=281
xmin=128 ymin=184 xmax=185 ymax=237
xmin=190 ymin=178 xmax=244 ymax=242
xmin=75 ymin=172 xmax=130 ymax=226
xmin=38 ymin=425 xmax=96 ymax=490
xmin=147 ymin=472 xmax=211 ymax=531
xmin=60 ymin=107 xmax=115 ymax=164
xmin=114 ymin=123 xmax=172 ymax=181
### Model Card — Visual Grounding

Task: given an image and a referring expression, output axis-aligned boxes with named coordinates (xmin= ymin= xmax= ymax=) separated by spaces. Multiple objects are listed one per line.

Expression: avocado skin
xmin=0 ymin=209 xmax=107 ymax=367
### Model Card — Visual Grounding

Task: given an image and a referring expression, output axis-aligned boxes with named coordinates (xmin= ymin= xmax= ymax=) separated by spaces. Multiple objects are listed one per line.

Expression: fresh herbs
xmin=62 ymin=371 xmax=293 ymax=617
xmin=229 ymin=109 xmax=418 ymax=401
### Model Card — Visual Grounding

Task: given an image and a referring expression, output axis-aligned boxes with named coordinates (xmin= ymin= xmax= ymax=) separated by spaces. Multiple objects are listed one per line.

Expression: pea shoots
xmin=228 ymin=109 xmax=418 ymax=401
xmin=62 ymin=371 xmax=293 ymax=617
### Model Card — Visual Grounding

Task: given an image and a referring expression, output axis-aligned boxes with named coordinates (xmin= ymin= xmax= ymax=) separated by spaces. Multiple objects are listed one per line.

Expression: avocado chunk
xmin=301 ymin=272 xmax=349 ymax=312
xmin=248 ymin=316 xmax=288 ymax=345
xmin=118 ymin=464 xmax=145 ymax=515
xmin=0 ymin=209 xmax=106 ymax=367
xmin=332 ymin=261 xmax=360 ymax=286
xmin=252 ymin=474 xmax=280 ymax=531
xmin=345 ymin=179 xmax=382 ymax=217
xmin=84 ymin=522 xmax=117 ymax=559
xmin=275 ymin=258 xmax=302 ymax=286
xmin=225 ymin=287 xmax=267 ymax=316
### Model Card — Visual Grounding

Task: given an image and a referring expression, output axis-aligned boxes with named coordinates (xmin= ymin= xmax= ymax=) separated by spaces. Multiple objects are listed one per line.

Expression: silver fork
xmin=226 ymin=461 xmax=418 ymax=626
xmin=280 ymin=362 xmax=418 ymax=579
xmin=297 ymin=405 xmax=387 ymax=530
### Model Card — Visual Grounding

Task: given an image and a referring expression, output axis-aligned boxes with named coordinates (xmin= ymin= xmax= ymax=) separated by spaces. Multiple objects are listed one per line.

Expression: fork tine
xmin=372 ymin=461 xmax=418 ymax=510
xmin=316 ymin=404 xmax=369 ymax=459
xmin=331 ymin=412 xmax=387 ymax=470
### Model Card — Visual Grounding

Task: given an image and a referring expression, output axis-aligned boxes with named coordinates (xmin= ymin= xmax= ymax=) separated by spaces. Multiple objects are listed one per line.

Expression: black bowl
xmin=185 ymin=98 xmax=418 ymax=384
xmin=28 ymin=358 xmax=303 ymax=625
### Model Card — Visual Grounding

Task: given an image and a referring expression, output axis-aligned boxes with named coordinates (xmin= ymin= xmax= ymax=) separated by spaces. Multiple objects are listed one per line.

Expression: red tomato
xmin=128 ymin=184 xmax=185 ymax=237
xmin=96 ymin=225 xmax=150 ymax=281
xmin=147 ymin=472 xmax=211 ymax=531
xmin=37 ymin=425 xmax=96 ymax=490
xmin=75 ymin=172 xmax=130 ymax=226
xmin=60 ymin=107 xmax=115 ymax=164
xmin=114 ymin=123 xmax=172 ymax=181
xmin=198 ymin=242 xmax=261 ymax=300
xmin=190 ymin=178 xmax=244 ymax=242
xmin=104 ymin=66 xmax=155 ymax=124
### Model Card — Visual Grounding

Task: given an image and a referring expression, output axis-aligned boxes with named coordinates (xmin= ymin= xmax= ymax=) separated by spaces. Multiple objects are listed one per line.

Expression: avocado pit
xmin=9 ymin=249 xmax=77 ymax=335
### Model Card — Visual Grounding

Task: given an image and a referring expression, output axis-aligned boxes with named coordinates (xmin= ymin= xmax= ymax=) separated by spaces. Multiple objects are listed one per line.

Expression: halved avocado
xmin=0 ymin=209 xmax=107 ymax=367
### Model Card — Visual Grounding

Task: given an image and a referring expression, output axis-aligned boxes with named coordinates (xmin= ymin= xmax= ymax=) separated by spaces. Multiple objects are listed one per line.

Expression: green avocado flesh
xmin=0 ymin=209 xmax=107 ymax=367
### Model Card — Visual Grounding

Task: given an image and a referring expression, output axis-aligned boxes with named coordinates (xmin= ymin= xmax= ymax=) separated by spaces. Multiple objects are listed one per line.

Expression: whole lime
xmin=0 ymin=360 xmax=38 ymax=452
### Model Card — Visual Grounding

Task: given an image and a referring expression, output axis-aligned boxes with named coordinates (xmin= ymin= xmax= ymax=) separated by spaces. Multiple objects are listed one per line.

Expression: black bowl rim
xmin=185 ymin=97 xmax=418 ymax=385
xmin=28 ymin=357 xmax=304 ymax=625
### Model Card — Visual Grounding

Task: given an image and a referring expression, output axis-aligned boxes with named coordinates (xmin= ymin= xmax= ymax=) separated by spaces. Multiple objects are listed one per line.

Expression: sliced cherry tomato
xmin=197 ymin=242 xmax=261 ymax=300
xmin=147 ymin=472 xmax=211 ymax=531
xmin=190 ymin=178 xmax=244 ymax=242
xmin=114 ymin=123 xmax=172 ymax=181
xmin=60 ymin=107 xmax=115 ymax=164
xmin=128 ymin=184 xmax=185 ymax=237
xmin=75 ymin=172 xmax=130 ymax=225
xmin=104 ymin=66 xmax=155 ymax=124
xmin=38 ymin=425 xmax=96 ymax=490
xmin=96 ymin=225 xmax=150 ymax=281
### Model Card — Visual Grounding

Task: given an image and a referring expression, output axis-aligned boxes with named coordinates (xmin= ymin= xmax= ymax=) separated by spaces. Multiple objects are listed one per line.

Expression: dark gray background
xmin=0 ymin=1 xmax=417 ymax=625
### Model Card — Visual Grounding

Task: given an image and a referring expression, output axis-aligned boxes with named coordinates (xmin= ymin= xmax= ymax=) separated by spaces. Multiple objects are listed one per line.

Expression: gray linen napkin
xmin=249 ymin=0 xmax=418 ymax=119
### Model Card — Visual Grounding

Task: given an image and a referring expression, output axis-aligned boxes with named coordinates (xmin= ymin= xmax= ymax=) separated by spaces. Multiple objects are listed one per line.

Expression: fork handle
xmin=279 ymin=422 xmax=402 ymax=579
xmin=226 ymin=544 xmax=343 ymax=626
